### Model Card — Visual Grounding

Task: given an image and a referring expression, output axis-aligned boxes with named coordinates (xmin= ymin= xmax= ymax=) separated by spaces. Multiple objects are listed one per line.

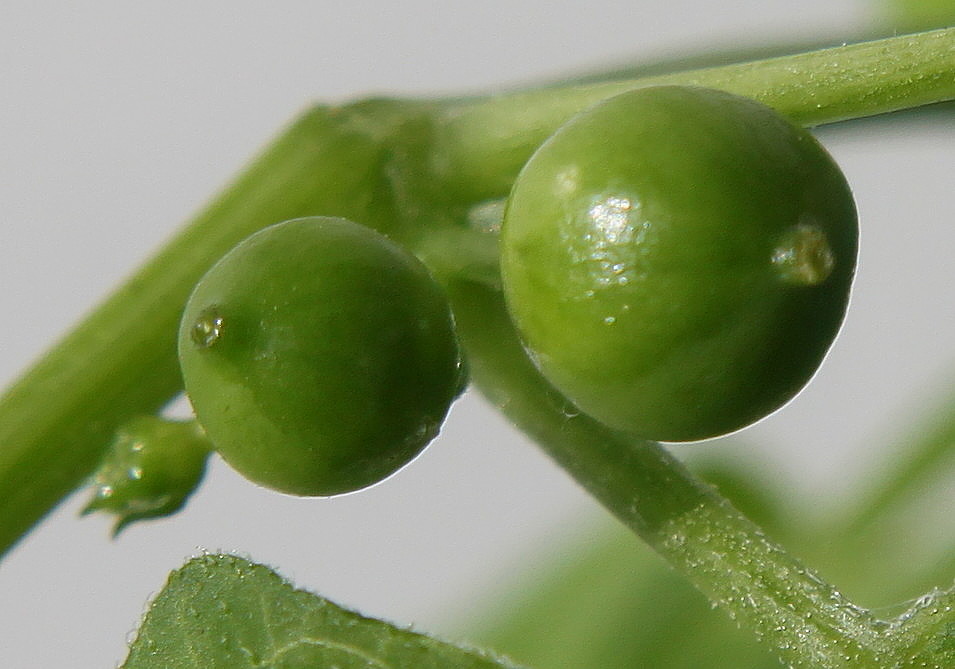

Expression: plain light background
xmin=3 ymin=2 xmax=955 ymax=667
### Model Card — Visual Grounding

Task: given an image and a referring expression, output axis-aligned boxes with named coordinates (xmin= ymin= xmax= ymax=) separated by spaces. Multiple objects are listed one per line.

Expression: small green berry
xmin=178 ymin=217 xmax=462 ymax=496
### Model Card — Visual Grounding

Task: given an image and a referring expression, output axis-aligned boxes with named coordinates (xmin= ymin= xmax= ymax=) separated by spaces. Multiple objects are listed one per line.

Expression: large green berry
xmin=178 ymin=217 xmax=462 ymax=496
xmin=501 ymin=86 xmax=857 ymax=442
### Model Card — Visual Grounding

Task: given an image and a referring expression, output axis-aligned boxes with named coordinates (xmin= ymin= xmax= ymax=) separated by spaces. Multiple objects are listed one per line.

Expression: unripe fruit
xmin=501 ymin=86 xmax=857 ymax=441
xmin=179 ymin=217 xmax=462 ymax=495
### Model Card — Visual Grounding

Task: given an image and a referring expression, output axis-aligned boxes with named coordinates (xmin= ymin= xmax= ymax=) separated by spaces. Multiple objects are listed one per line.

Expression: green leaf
xmin=123 ymin=554 xmax=519 ymax=669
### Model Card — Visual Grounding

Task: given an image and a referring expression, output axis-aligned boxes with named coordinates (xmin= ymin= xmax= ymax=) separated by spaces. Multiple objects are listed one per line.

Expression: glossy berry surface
xmin=501 ymin=86 xmax=857 ymax=441
xmin=178 ymin=217 xmax=461 ymax=496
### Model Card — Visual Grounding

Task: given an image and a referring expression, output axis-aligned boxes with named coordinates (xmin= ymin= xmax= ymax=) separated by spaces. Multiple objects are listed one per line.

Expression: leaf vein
xmin=258 ymin=637 xmax=393 ymax=668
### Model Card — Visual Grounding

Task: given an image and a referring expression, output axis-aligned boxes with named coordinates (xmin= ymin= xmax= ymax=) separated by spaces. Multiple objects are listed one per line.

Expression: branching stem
xmin=1 ymin=26 xmax=954 ymax=667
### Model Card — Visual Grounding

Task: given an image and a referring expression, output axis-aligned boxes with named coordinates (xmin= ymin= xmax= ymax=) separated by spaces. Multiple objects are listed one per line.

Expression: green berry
xmin=178 ymin=217 xmax=462 ymax=496
xmin=501 ymin=86 xmax=857 ymax=442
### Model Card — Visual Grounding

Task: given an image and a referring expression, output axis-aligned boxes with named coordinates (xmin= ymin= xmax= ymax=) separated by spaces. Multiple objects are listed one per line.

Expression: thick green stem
xmin=430 ymin=28 xmax=955 ymax=201
xmin=448 ymin=279 xmax=890 ymax=667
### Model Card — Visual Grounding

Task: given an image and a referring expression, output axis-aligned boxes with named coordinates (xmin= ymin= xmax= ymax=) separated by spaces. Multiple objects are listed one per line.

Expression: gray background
xmin=3 ymin=2 xmax=954 ymax=667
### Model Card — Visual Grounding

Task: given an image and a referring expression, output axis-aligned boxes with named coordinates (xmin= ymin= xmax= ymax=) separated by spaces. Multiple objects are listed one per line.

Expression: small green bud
xmin=83 ymin=415 xmax=211 ymax=535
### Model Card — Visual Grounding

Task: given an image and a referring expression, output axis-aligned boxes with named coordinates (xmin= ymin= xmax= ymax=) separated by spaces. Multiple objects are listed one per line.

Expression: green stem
xmin=889 ymin=586 xmax=955 ymax=666
xmin=447 ymin=279 xmax=889 ymax=667
xmin=430 ymin=27 xmax=955 ymax=201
